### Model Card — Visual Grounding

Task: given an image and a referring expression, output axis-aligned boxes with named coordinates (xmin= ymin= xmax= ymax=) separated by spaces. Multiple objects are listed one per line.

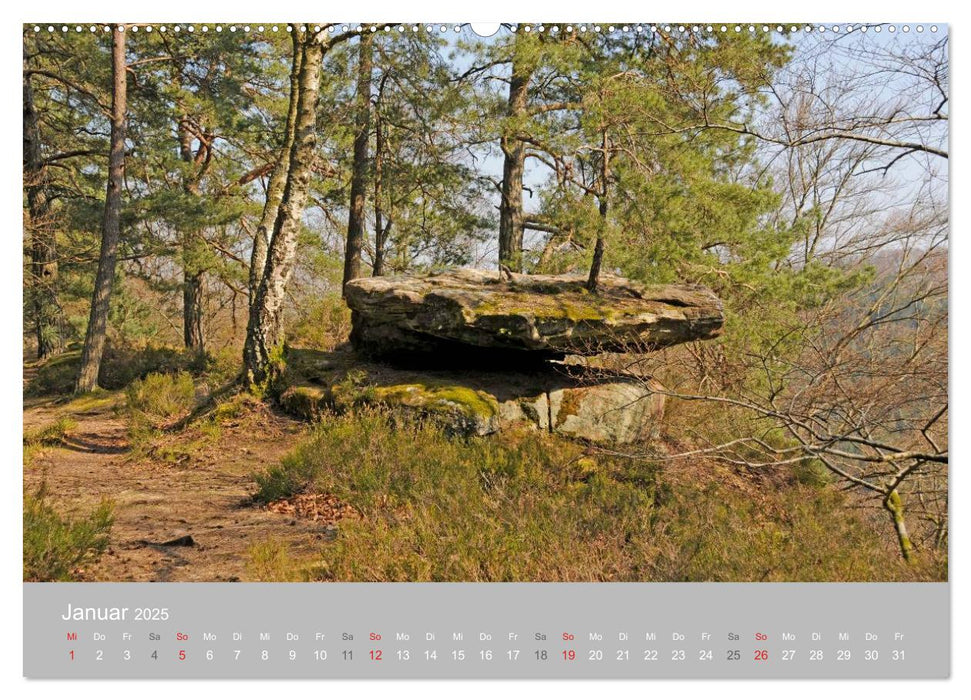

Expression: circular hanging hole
xmin=469 ymin=23 xmax=501 ymax=37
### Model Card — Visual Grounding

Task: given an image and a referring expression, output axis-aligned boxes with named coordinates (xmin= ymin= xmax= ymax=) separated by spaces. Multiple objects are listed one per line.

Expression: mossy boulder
xmin=344 ymin=269 xmax=723 ymax=362
xmin=276 ymin=350 xmax=500 ymax=436
xmin=548 ymin=378 xmax=665 ymax=443
xmin=277 ymin=348 xmax=664 ymax=444
xmin=281 ymin=380 xmax=500 ymax=436
xmin=369 ymin=383 xmax=500 ymax=436
xmin=279 ymin=385 xmax=332 ymax=421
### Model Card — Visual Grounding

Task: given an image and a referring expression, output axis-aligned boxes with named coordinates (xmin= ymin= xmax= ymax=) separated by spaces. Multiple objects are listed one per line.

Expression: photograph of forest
xmin=22 ymin=23 xmax=947 ymax=583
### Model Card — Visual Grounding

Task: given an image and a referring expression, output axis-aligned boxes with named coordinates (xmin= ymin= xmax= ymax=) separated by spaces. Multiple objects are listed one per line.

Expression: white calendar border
xmin=2 ymin=0 xmax=963 ymax=697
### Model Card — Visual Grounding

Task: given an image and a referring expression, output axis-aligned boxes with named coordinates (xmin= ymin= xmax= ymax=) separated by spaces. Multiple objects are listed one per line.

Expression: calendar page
xmin=20 ymin=18 xmax=949 ymax=681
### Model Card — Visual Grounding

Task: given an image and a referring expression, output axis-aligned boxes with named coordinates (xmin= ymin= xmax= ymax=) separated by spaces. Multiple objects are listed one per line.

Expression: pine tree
xmin=23 ymin=27 xmax=112 ymax=358
xmin=23 ymin=49 xmax=61 ymax=358
xmin=126 ymin=29 xmax=281 ymax=355
xmin=76 ymin=24 xmax=127 ymax=393
xmin=342 ymin=33 xmax=373 ymax=293
xmin=363 ymin=31 xmax=492 ymax=275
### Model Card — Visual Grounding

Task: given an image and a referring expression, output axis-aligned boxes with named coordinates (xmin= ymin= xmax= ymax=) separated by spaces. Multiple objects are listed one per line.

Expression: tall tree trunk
xmin=243 ymin=28 xmax=324 ymax=387
xmin=75 ymin=25 xmax=126 ymax=393
xmin=586 ymin=129 xmax=609 ymax=294
xmin=249 ymin=32 xmax=303 ymax=319
xmin=586 ymin=215 xmax=607 ymax=293
xmin=372 ymin=100 xmax=389 ymax=277
xmin=498 ymin=38 xmax=532 ymax=273
xmin=23 ymin=54 xmax=61 ymax=359
xmin=342 ymin=34 xmax=373 ymax=294
xmin=182 ymin=269 xmax=205 ymax=352
xmin=178 ymin=116 xmax=206 ymax=354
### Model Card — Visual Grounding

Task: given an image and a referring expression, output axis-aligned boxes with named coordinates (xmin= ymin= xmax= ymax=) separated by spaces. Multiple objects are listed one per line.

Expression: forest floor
xmin=23 ymin=385 xmax=329 ymax=582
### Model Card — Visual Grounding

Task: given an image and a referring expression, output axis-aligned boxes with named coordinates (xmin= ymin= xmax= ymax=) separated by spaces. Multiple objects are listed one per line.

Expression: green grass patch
xmin=246 ymin=538 xmax=326 ymax=582
xmin=23 ymin=444 xmax=42 ymax=469
xmin=126 ymin=371 xmax=196 ymax=420
xmin=60 ymin=389 xmax=122 ymax=415
xmin=23 ymin=485 xmax=114 ymax=581
xmin=24 ymin=417 xmax=77 ymax=447
xmin=125 ymin=371 xmax=197 ymax=457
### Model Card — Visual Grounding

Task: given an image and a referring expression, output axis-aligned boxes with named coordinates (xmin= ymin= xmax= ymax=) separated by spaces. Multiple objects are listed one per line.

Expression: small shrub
xmin=104 ymin=346 xmax=202 ymax=389
xmin=791 ymin=458 xmax=832 ymax=488
xmin=253 ymin=451 xmax=321 ymax=503
xmin=26 ymin=345 xmax=204 ymax=397
xmin=648 ymin=482 xmax=947 ymax=581
xmin=212 ymin=395 xmax=248 ymax=422
xmin=125 ymin=372 xmax=196 ymax=456
xmin=24 ymin=417 xmax=77 ymax=447
xmin=126 ymin=412 xmax=159 ymax=459
xmin=288 ymin=294 xmax=352 ymax=351
xmin=23 ymin=444 xmax=41 ymax=469
xmin=25 ymin=350 xmax=82 ymax=396
xmin=246 ymin=538 xmax=317 ymax=582
xmin=203 ymin=347 xmax=242 ymax=387
xmin=126 ymin=372 xmax=196 ymax=421
xmin=253 ymin=409 xmax=654 ymax=580
xmin=23 ymin=486 xmax=114 ymax=581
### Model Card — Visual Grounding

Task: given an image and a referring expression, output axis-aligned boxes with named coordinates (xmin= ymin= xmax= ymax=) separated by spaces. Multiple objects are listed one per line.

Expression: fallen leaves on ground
xmin=265 ymin=493 xmax=360 ymax=525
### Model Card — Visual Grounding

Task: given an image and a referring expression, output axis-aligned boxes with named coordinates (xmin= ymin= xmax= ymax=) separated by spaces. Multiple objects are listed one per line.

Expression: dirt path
xmin=24 ymin=392 xmax=326 ymax=581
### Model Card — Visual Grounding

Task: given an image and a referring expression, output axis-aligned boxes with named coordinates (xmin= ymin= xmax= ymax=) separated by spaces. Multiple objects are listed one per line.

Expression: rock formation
xmin=278 ymin=348 xmax=664 ymax=443
xmin=278 ymin=269 xmax=723 ymax=445
xmin=344 ymin=269 xmax=723 ymax=362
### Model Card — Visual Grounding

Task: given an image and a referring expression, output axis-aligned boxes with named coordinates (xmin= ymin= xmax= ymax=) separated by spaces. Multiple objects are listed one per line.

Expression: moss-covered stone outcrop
xmin=344 ymin=268 xmax=723 ymax=362
xmin=277 ymin=348 xmax=664 ymax=443
xmin=281 ymin=269 xmax=722 ymax=442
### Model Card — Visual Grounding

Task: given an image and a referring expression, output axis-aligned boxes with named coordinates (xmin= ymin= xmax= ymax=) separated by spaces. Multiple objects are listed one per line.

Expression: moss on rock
xmin=279 ymin=385 xmax=332 ymax=421
xmin=555 ymin=388 xmax=584 ymax=423
xmin=345 ymin=269 xmax=724 ymax=359
xmin=370 ymin=382 xmax=500 ymax=437
xmin=275 ymin=348 xmax=665 ymax=444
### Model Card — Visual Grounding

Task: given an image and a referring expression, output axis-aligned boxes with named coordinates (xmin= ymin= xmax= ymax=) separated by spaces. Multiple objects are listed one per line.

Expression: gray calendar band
xmin=24 ymin=582 xmax=949 ymax=679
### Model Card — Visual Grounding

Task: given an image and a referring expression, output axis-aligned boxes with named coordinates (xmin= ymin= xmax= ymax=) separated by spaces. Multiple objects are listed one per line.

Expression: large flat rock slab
xmin=344 ymin=269 xmax=723 ymax=361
